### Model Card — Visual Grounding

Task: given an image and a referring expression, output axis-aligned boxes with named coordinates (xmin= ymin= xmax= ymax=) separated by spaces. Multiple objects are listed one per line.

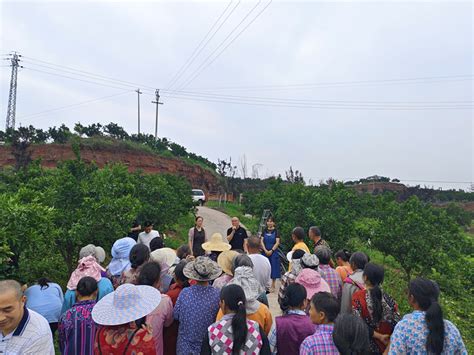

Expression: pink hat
xmin=295 ymin=268 xmax=331 ymax=299
xmin=67 ymin=255 xmax=105 ymax=290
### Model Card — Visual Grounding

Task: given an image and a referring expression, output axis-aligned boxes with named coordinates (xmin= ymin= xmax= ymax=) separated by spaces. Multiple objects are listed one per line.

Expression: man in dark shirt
xmin=226 ymin=217 xmax=248 ymax=252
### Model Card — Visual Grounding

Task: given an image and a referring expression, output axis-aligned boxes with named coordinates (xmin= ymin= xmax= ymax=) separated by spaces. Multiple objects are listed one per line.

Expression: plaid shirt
xmin=318 ymin=265 xmax=342 ymax=299
xmin=299 ymin=324 xmax=339 ymax=354
xmin=278 ymin=271 xmax=298 ymax=305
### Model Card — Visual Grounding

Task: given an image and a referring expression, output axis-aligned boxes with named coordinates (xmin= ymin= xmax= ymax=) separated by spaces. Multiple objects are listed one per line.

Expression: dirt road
xmin=197 ymin=206 xmax=281 ymax=318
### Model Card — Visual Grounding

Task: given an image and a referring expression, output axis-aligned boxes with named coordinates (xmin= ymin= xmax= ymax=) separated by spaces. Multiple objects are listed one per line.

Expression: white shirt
xmin=249 ymin=253 xmax=272 ymax=291
xmin=137 ymin=230 xmax=160 ymax=248
xmin=0 ymin=308 xmax=54 ymax=355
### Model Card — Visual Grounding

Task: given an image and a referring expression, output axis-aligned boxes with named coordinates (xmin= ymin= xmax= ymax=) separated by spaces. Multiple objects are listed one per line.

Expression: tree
xmin=103 ymin=122 xmax=129 ymax=140
xmin=240 ymin=155 xmax=248 ymax=179
xmin=285 ymin=166 xmax=305 ymax=184
xmin=217 ymin=158 xmax=237 ymax=178
xmin=49 ymin=124 xmax=72 ymax=144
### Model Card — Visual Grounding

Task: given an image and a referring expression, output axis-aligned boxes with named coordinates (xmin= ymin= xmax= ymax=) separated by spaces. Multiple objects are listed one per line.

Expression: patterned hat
xmin=300 ymin=253 xmax=319 ymax=269
xmin=183 ymin=256 xmax=222 ymax=281
xmin=202 ymin=233 xmax=231 ymax=252
xmin=92 ymin=283 xmax=161 ymax=326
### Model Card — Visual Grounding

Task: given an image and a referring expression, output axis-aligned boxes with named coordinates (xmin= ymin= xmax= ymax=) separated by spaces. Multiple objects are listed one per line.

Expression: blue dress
xmin=263 ymin=229 xmax=281 ymax=279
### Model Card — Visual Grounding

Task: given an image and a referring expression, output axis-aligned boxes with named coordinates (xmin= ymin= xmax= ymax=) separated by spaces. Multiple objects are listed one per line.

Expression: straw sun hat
xmin=202 ymin=233 xmax=231 ymax=252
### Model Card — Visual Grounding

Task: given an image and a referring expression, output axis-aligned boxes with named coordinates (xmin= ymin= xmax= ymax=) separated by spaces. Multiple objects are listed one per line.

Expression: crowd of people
xmin=0 ymin=217 xmax=468 ymax=354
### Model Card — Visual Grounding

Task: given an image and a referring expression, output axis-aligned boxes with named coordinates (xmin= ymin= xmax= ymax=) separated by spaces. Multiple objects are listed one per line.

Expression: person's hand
xmin=374 ymin=332 xmax=390 ymax=346
xmin=232 ymin=226 xmax=237 ymax=231
xmin=266 ymin=250 xmax=273 ymax=256
xmin=186 ymin=255 xmax=195 ymax=261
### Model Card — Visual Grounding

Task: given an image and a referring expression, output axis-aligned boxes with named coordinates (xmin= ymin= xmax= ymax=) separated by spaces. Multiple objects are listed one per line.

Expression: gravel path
xmin=197 ymin=206 xmax=281 ymax=318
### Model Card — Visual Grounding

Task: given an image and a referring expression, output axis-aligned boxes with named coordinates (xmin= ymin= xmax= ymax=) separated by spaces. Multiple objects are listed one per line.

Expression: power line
xmin=161 ymin=89 xmax=473 ymax=105
xmin=21 ymin=55 xmax=156 ymax=90
xmin=172 ymin=0 xmax=272 ymax=93
xmin=164 ymin=0 xmax=240 ymax=91
xmin=16 ymin=91 xmax=133 ymax=119
xmin=22 ymin=66 xmax=155 ymax=93
xmin=185 ymin=75 xmax=474 ymax=92
xmin=160 ymin=93 xmax=473 ymax=110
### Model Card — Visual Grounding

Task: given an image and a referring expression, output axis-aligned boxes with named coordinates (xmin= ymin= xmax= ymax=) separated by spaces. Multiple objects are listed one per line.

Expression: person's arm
xmin=188 ymin=228 xmax=194 ymax=255
xmin=243 ymin=239 xmax=249 ymax=254
xmin=261 ymin=236 xmax=270 ymax=255
xmin=387 ymin=323 xmax=406 ymax=355
xmin=200 ymin=332 xmax=212 ymax=355
xmin=227 ymin=227 xmax=235 ymax=242
xmin=270 ymin=238 xmax=281 ymax=255
xmin=268 ymin=324 xmax=277 ymax=354
xmin=263 ymin=306 xmax=273 ymax=335
xmin=259 ymin=326 xmax=272 ymax=355
xmin=24 ymin=334 xmax=55 ymax=355
xmin=163 ymin=297 xmax=174 ymax=327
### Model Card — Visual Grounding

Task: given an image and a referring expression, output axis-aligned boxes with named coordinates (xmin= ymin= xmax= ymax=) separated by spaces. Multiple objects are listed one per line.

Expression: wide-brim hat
xmin=217 ymin=250 xmax=240 ymax=275
xmin=183 ymin=256 xmax=222 ymax=281
xmin=295 ymin=268 xmax=331 ymax=300
xmin=150 ymin=248 xmax=176 ymax=267
xmin=202 ymin=233 xmax=231 ymax=252
xmin=92 ymin=284 xmax=161 ymax=326
xmin=286 ymin=251 xmax=293 ymax=261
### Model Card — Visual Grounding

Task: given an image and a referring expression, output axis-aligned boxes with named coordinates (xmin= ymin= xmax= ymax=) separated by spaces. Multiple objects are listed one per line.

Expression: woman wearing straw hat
xmin=150 ymin=247 xmax=177 ymax=293
xmin=188 ymin=215 xmax=207 ymax=257
xmin=213 ymin=250 xmax=240 ymax=290
xmin=92 ymin=283 xmax=160 ymax=354
xmin=174 ymin=256 xmax=222 ymax=355
xmin=202 ymin=233 xmax=231 ymax=262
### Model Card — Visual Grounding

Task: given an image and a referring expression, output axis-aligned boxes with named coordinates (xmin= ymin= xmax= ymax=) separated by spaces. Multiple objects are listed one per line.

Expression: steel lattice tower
xmin=5 ymin=53 xmax=20 ymax=130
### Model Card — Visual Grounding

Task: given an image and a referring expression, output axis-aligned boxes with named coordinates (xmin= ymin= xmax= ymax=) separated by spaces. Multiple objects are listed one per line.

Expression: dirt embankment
xmin=0 ymin=143 xmax=220 ymax=191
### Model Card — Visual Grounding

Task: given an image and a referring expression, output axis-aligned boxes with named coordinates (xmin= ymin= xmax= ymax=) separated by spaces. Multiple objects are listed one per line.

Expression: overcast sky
xmin=1 ymin=0 xmax=472 ymax=190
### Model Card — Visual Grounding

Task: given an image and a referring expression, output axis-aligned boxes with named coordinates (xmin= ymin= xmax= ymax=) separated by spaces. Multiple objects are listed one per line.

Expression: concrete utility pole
xmin=5 ymin=52 xmax=21 ymax=130
xmin=152 ymin=89 xmax=164 ymax=139
xmin=136 ymin=88 xmax=142 ymax=134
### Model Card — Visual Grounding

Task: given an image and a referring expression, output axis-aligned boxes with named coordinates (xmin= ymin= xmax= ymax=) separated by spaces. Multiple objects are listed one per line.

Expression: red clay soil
xmin=0 ymin=143 xmax=220 ymax=192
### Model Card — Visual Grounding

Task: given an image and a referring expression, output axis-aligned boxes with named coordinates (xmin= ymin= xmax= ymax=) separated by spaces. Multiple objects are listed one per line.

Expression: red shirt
xmin=163 ymin=283 xmax=185 ymax=355
xmin=94 ymin=323 xmax=155 ymax=355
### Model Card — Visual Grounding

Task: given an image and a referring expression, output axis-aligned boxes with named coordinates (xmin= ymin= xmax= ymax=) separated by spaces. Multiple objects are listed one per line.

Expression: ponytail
xmin=221 ymin=284 xmax=248 ymax=354
xmin=409 ymin=278 xmax=445 ymax=354
xmin=363 ymin=263 xmax=384 ymax=323
xmin=37 ymin=277 xmax=51 ymax=290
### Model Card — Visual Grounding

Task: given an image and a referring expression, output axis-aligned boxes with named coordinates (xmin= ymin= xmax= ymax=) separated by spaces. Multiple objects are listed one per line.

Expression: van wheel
xmin=199 ymin=200 xmax=204 ymax=206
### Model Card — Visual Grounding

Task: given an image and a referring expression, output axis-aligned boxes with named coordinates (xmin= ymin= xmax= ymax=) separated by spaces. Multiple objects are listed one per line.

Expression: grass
xmin=206 ymin=201 xmax=259 ymax=233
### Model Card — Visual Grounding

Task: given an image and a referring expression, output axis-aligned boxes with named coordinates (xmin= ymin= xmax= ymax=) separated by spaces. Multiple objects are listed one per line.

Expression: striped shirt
xmin=299 ymin=324 xmax=339 ymax=355
xmin=58 ymin=300 xmax=97 ymax=355
xmin=0 ymin=307 xmax=54 ymax=355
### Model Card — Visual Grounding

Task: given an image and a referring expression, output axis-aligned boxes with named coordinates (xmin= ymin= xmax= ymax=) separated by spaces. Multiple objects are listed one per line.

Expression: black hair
xmin=266 ymin=216 xmax=275 ymax=223
xmin=176 ymin=244 xmax=192 ymax=260
xmin=144 ymin=221 xmax=153 ymax=228
xmin=311 ymin=292 xmax=340 ymax=322
xmin=129 ymin=244 xmax=150 ymax=269
xmin=247 ymin=236 xmax=261 ymax=249
xmin=292 ymin=249 xmax=306 ymax=260
xmin=195 ymin=216 xmax=203 ymax=222
xmin=292 ymin=227 xmax=305 ymax=240
xmin=281 ymin=283 xmax=306 ymax=312
xmin=335 ymin=249 xmax=351 ymax=262
xmin=333 ymin=314 xmax=370 ymax=355
xmin=349 ymin=252 xmax=368 ymax=270
xmin=76 ymin=276 xmax=98 ymax=297
xmin=232 ymin=254 xmax=253 ymax=274
xmin=149 ymin=237 xmax=164 ymax=252
xmin=173 ymin=260 xmax=190 ymax=286
xmin=363 ymin=263 xmax=384 ymax=323
xmin=221 ymin=284 xmax=247 ymax=355
xmin=409 ymin=278 xmax=445 ymax=354
xmin=315 ymin=247 xmax=331 ymax=265
xmin=137 ymin=262 xmax=162 ymax=287
xmin=37 ymin=277 xmax=51 ymax=290
xmin=309 ymin=226 xmax=321 ymax=237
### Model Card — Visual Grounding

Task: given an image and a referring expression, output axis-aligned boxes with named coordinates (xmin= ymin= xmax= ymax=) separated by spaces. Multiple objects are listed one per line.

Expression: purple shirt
xmin=299 ymin=324 xmax=339 ymax=354
xmin=58 ymin=300 xmax=97 ymax=355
